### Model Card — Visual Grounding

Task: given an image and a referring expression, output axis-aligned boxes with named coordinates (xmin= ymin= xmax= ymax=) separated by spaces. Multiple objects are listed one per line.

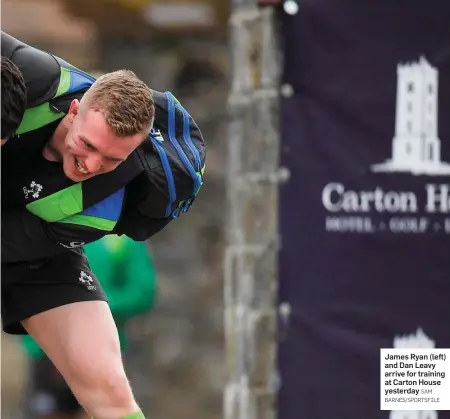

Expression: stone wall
xmin=224 ymin=3 xmax=281 ymax=419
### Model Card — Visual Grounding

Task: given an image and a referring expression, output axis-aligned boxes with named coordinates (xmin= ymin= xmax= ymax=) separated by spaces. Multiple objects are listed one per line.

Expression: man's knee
xmin=65 ymin=347 xmax=138 ymax=419
xmin=76 ymin=368 xmax=135 ymax=410
xmin=60 ymin=336 xmax=136 ymax=414
xmin=94 ymin=368 xmax=133 ymax=404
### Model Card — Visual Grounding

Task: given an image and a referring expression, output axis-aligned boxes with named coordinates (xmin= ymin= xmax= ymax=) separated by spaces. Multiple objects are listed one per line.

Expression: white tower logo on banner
xmin=389 ymin=328 xmax=438 ymax=419
xmin=372 ymin=57 xmax=450 ymax=175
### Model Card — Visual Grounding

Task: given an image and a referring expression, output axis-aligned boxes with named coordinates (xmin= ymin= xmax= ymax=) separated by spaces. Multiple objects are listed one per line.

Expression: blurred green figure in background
xmin=20 ymin=235 xmax=157 ymax=419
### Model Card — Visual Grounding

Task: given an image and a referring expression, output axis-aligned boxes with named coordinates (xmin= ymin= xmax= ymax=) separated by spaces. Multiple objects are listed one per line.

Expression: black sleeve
xmin=1 ymin=31 xmax=60 ymax=108
xmin=1 ymin=209 xmax=107 ymax=263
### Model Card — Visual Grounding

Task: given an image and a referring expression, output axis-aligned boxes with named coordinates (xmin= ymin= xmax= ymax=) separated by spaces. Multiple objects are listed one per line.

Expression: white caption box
xmin=380 ymin=348 xmax=450 ymax=410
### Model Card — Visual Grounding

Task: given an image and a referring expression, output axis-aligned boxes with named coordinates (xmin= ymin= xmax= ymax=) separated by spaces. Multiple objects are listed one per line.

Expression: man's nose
xmin=85 ymin=153 xmax=103 ymax=173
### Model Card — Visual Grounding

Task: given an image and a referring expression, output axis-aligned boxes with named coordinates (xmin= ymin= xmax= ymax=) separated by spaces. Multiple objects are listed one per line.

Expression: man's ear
xmin=68 ymin=99 xmax=80 ymax=123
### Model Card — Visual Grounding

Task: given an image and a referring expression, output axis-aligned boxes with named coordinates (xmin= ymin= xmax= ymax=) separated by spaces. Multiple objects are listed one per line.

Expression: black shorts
xmin=24 ymin=354 xmax=81 ymax=416
xmin=1 ymin=248 xmax=107 ymax=335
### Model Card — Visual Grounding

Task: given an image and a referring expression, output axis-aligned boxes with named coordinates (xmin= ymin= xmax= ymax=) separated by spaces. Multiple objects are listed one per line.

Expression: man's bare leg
xmin=22 ymin=301 xmax=143 ymax=419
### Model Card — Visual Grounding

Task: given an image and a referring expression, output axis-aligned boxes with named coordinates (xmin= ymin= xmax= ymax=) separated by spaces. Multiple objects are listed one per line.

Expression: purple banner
xmin=278 ymin=1 xmax=450 ymax=418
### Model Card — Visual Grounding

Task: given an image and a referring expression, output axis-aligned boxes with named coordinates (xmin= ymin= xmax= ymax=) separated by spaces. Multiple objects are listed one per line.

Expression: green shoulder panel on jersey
xmin=58 ymin=214 xmax=117 ymax=231
xmin=15 ymin=67 xmax=72 ymax=135
xmin=55 ymin=67 xmax=72 ymax=97
xmin=25 ymin=183 xmax=83 ymax=222
xmin=25 ymin=182 xmax=124 ymax=232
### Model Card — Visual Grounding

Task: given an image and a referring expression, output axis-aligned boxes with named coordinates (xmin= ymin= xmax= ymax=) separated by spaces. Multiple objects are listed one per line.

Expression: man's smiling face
xmin=56 ymin=99 xmax=146 ymax=182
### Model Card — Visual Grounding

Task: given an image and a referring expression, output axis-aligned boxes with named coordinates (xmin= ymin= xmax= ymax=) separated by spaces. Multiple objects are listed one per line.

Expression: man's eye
xmin=82 ymin=140 xmax=93 ymax=149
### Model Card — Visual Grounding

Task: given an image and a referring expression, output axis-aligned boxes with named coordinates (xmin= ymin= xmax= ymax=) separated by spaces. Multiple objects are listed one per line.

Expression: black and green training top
xmin=1 ymin=32 xmax=206 ymax=263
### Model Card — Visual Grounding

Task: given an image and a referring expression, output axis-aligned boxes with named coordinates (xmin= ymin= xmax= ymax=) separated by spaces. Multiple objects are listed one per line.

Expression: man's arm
xmin=1 ymin=209 xmax=108 ymax=263
xmin=2 ymin=187 xmax=125 ymax=263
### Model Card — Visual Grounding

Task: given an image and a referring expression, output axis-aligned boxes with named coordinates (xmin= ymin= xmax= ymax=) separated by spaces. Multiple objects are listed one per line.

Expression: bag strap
xmin=165 ymin=91 xmax=204 ymax=218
